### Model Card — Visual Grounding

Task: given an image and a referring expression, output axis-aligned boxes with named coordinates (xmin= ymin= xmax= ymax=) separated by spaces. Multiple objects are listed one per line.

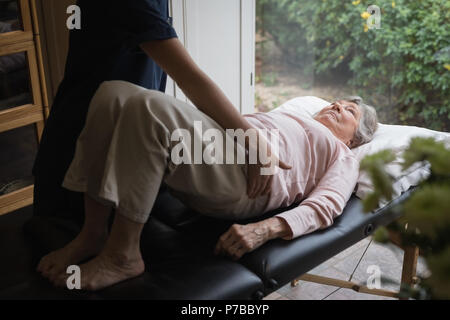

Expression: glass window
xmin=0 ymin=124 xmax=37 ymax=196
xmin=0 ymin=51 xmax=33 ymax=111
xmin=0 ymin=0 xmax=23 ymax=33
xmin=256 ymin=0 xmax=450 ymax=131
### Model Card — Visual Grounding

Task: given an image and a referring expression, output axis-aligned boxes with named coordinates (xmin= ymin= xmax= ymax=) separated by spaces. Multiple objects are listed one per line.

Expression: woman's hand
xmin=214 ymin=218 xmax=292 ymax=260
xmin=246 ymin=132 xmax=291 ymax=199
xmin=214 ymin=222 xmax=271 ymax=261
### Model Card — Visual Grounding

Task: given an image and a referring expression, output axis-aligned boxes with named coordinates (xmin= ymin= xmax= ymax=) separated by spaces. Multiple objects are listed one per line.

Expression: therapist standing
xmin=32 ymin=0 xmax=289 ymax=227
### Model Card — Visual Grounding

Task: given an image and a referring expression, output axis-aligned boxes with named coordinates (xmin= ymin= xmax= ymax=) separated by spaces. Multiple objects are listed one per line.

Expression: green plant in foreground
xmin=361 ymin=137 xmax=450 ymax=299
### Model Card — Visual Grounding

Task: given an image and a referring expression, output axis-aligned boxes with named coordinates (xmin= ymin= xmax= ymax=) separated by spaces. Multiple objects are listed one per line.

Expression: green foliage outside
xmin=360 ymin=137 xmax=450 ymax=299
xmin=257 ymin=0 xmax=450 ymax=131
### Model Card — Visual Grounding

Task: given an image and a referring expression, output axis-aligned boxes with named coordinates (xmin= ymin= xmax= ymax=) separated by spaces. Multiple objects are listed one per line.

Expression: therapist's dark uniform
xmin=32 ymin=0 xmax=177 ymax=224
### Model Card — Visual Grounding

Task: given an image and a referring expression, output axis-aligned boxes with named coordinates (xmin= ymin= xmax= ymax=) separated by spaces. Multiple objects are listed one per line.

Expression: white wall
xmin=166 ymin=0 xmax=255 ymax=115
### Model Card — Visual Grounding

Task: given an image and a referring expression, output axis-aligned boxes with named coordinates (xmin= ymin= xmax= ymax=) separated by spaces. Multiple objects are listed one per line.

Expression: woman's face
xmin=314 ymin=100 xmax=361 ymax=147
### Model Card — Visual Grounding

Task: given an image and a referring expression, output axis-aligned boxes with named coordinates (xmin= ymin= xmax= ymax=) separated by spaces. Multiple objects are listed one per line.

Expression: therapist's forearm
xmin=177 ymin=72 xmax=253 ymax=131
xmin=140 ymin=38 xmax=253 ymax=132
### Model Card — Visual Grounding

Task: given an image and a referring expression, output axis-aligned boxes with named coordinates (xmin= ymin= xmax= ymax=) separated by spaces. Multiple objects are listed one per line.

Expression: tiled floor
xmin=264 ymin=236 xmax=430 ymax=300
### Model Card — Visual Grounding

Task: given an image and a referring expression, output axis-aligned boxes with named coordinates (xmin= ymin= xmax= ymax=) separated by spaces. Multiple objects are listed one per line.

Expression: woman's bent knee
xmin=89 ymin=81 xmax=145 ymax=115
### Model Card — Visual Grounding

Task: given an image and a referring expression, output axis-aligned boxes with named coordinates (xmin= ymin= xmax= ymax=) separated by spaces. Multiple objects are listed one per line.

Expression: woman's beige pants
xmin=62 ymin=81 xmax=268 ymax=224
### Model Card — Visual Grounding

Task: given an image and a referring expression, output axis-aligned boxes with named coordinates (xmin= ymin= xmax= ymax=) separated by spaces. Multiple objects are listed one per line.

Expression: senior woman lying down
xmin=37 ymin=80 xmax=378 ymax=290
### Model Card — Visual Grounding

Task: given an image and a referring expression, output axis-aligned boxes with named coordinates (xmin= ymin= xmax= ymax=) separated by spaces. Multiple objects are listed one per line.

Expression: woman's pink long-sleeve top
xmin=244 ymin=105 xmax=360 ymax=240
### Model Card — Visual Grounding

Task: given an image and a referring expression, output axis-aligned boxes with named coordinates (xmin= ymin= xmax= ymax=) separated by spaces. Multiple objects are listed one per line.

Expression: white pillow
xmin=274 ymin=96 xmax=450 ymax=209
xmin=274 ymin=96 xmax=327 ymax=119
xmin=352 ymin=123 xmax=450 ymax=209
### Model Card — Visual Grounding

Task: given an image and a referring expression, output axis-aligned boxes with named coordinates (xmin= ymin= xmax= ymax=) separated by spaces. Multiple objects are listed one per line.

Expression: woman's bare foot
xmin=37 ymin=229 xmax=108 ymax=282
xmin=53 ymin=250 xmax=145 ymax=291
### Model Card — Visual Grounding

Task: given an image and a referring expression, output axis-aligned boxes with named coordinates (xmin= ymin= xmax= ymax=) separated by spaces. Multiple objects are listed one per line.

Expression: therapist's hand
xmin=214 ymin=217 xmax=292 ymax=260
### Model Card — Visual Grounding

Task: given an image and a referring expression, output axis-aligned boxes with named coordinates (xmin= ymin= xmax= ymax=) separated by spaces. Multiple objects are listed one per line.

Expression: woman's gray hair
xmin=343 ymin=96 xmax=378 ymax=148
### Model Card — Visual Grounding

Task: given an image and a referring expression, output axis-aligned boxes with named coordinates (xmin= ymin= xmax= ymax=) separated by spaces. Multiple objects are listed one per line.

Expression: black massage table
xmin=0 ymin=185 xmax=417 ymax=300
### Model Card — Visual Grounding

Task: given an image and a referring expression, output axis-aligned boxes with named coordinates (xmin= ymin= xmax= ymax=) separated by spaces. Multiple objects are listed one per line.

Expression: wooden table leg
xmin=400 ymin=245 xmax=420 ymax=300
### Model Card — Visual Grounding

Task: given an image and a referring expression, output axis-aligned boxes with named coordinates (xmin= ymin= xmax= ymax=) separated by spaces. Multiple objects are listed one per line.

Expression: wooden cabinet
xmin=0 ymin=0 xmax=48 ymax=215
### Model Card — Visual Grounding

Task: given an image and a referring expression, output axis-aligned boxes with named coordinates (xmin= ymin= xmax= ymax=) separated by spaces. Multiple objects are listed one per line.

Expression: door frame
xmin=167 ymin=0 xmax=255 ymax=115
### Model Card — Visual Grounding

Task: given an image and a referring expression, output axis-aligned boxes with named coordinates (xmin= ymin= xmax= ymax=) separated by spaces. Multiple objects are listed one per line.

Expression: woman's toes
xmin=40 ymin=263 xmax=55 ymax=278
xmin=36 ymin=261 xmax=43 ymax=273
xmin=41 ymin=261 xmax=62 ymax=279
xmin=49 ymin=269 xmax=63 ymax=284
xmin=82 ymin=279 xmax=98 ymax=291
xmin=48 ymin=269 xmax=70 ymax=288
xmin=37 ymin=251 xmax=61 ymax=276
xmin=36 ymin=230 xmax=108 ymax=280
xmin=41 ymin=267 xmax=52 ymax=278
xmin=37 ymin=256 xmax=51 ymax=273
xmin=53 ymin=273 xmax=68 ymax=288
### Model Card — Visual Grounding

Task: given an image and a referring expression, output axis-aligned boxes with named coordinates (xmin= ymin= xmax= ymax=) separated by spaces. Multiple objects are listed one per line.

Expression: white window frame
xmin=166 ymin=0 xmax=255 ymax=115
